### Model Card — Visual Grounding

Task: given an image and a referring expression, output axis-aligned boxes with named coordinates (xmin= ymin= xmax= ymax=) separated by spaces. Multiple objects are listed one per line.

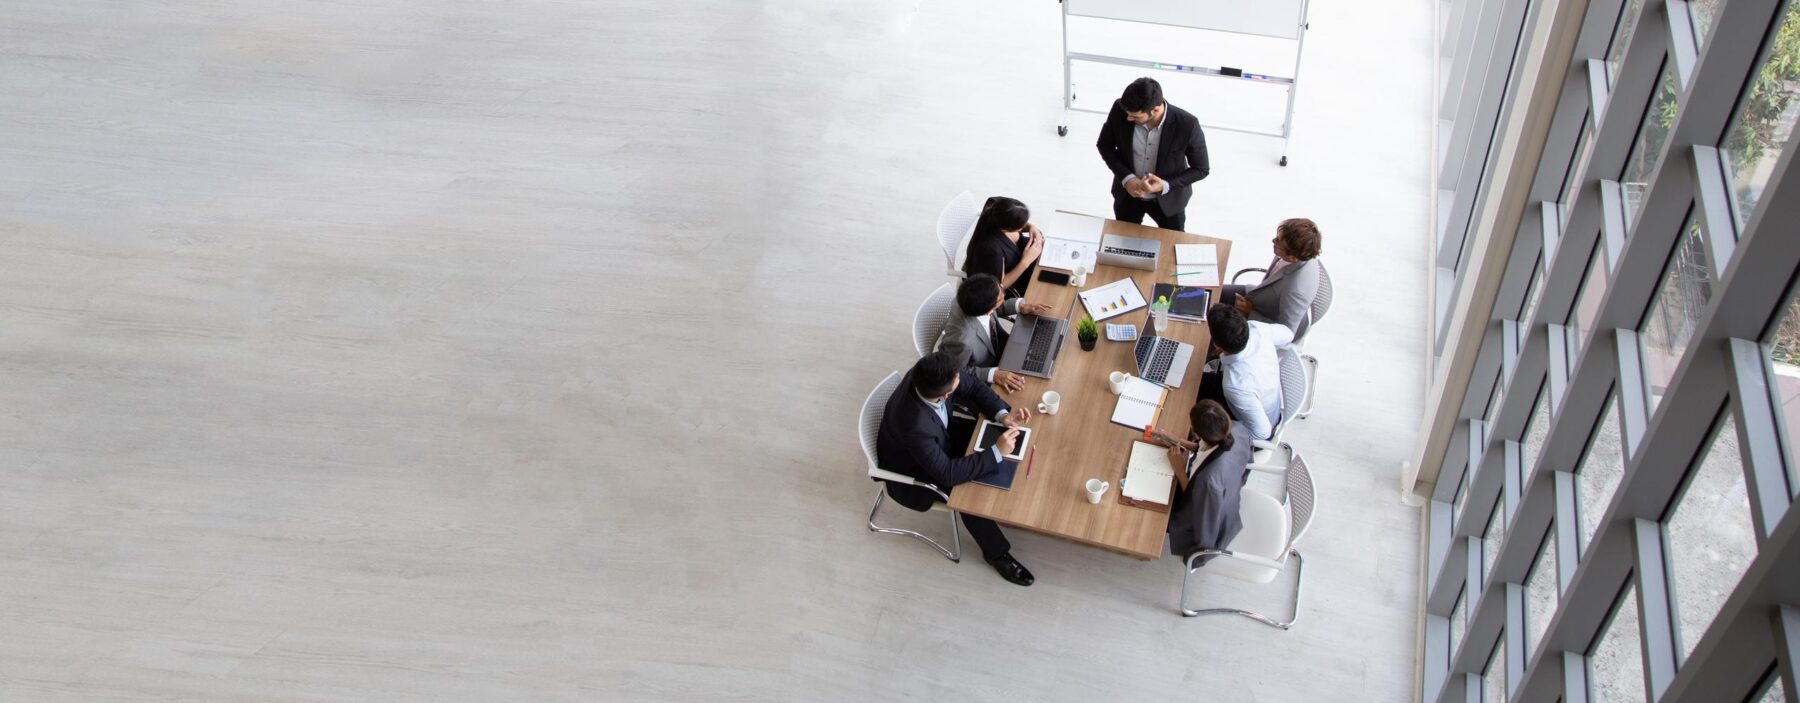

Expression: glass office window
xmin=1561 ymin=114 xmax=1594 ymax=204
xmin=1757 ymin=675 xmax=1786 ymax=702
xmin=1485 ymin=642 xmax=1506 ymax=702
xmin=1665 ymin=414 xmax=1757 ymax=662
xmin=1570 ymin=250 xmax=1611 ymax=361
xmin=1521 ymin=262 xmax=1545 ymax=327
xmin=1605 ymin=0 xmax=1648 ymax=86
xmin=1766 ymin=284 xmax=1800 ymax=489
xmin=1452 ymin=587 xmax=1469 ymax=659
xmin=1621 ymin=66 xmax=1681 ymax=226
xmin=1638 ymin=217 xmax=1715 ymax=413
xmin=1722 ymin=2 xmax=1800 ymax=231
xmin=1484 ymin=505 xmax=1504 ymax=581
xmin=1577 ymin=395 xmax=1627 ymax=553
xmin=1688 ymin=0 xmax=1723 ymax=51
xmin=1524 ymin=528 xmax=1559 ymax=659
xmin=1588 ymin=584 xmax=1646 ymax=703
xmin=1523 ymin=388 xmax=1550 ymax=475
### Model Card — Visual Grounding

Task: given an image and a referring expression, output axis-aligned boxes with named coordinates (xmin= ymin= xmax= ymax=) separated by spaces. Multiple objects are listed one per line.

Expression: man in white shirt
xmin=1199 ymin=304 xmax=1293 ymax=441
xmin=937 ymin=274 xmax=1053 ymax=393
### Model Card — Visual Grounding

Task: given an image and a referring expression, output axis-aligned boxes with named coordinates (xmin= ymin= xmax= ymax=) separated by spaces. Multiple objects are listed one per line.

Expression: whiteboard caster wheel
xmin=1057 ymin=125 xmax=1069 ymax=137
xmin=1280 ymin=156 xmax=1288 ymax=167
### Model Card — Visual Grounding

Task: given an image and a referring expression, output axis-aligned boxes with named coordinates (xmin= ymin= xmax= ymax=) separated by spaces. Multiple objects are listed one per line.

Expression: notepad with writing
xmin=1174 ymin=243 xmax=1221 ymax=287
xmin=1110 ymin=376 xmax=1168 ymax=430
xmin=1119 ymin=440 xmax=1177 ymax=510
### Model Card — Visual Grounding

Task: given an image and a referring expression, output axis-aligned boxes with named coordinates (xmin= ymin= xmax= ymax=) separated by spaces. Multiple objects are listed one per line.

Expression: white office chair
xmin=1179 ymin=445 xmax=1317 ymax=627
xmin=912 ymin=282 xmax=958 ymax=357
xmin=936 ymin=191 xmax=981 ymax=278
xmin=861 ymin=371 xmax=962 ymax=562
xmin=1231 ymin=263 xmax=1330 ymax=420
xmin=1252 ymin=346 xmax=1314 ymax=464
xmin=1229 ymin=260 xmax=1332 ymax=344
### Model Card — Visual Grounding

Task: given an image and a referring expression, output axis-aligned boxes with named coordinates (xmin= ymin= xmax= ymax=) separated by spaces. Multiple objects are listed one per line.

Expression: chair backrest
xmin=1276 ymin=346 xmax=1308 ymax=434
xmin=859 ymin=372 xmax=904 ymax=477
xmin=912 ymin=282 xmax=958 ymax=357
xmin=1285 ymin=450 xmax=1319 ymax=544
xmin=936 ymin=191 xmax=981 ymax=274
xmin=1309 ymin=262 xmax=1333 ymax=330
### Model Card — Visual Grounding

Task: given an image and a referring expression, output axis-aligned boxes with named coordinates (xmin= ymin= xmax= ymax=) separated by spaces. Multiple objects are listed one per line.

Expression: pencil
xmin=1025 ymin=447 xmax=1035 ymax=477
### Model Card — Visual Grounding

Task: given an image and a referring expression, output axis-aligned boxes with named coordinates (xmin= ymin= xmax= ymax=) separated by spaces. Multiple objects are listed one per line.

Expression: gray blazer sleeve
xmin=1248 ymin=259 xmax=1320 ymax=339
xmin=935 ymin=312 xmax=984 ymax=378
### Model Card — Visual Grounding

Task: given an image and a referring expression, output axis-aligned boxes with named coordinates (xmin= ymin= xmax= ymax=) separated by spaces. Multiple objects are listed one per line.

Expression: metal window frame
xmin=1422 ymin=0 xmax=1800 ymax=701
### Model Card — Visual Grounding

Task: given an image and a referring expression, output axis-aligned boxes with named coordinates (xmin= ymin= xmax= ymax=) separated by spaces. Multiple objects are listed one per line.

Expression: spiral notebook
xmin=1110 ymin=375 xmax=1169 ymax=430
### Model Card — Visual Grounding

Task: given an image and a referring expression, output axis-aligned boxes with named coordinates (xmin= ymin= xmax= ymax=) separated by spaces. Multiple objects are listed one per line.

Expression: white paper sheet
xmin=1043 ymin=211 xmax=1105 ymax=243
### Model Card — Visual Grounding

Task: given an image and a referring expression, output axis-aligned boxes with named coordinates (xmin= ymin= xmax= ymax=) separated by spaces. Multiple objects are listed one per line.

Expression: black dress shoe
xmin=986 ymin=553 xmax=1035 ymax=587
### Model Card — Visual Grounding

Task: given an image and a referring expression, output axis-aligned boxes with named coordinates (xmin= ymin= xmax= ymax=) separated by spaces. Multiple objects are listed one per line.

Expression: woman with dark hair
xmin=960 ymin=196 xmax=1043 ymax=298
xmin=1153 ymin=399 xmax=1254 ymax=565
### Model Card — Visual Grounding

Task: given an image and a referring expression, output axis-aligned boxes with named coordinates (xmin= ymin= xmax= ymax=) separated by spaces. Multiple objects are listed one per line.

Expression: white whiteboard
xmin=1066 ymin=0 xmax=1307 ymax=40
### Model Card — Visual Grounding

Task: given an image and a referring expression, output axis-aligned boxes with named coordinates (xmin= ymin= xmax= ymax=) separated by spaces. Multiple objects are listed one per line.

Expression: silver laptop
xmin=1133 ymin=333 xmax=1195 ymax=388
xmin=996 ymin=314 xmax=1068 ymax=379
xmin=1098 ymin=234 xmax=1160 ymax=270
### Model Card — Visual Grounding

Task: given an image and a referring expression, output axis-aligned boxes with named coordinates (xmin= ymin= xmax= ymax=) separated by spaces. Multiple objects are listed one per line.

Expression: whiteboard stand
xmin=1056 ymin=0 xmax=1311 ymax=167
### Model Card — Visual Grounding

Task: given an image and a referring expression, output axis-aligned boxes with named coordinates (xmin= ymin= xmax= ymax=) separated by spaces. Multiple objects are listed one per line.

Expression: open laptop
xmin=1133 ymin=333 xmax=1195 ymax=388
xmin=996 ymin=314 xmax=1068 ymax=379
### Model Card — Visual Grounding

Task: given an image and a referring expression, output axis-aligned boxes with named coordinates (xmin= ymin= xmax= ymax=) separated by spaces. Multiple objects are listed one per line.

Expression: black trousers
xmin=946 ymin=414 xmax=1012 ymax=561
xmin=1113 ymin=196 xmax=1186 ymax=232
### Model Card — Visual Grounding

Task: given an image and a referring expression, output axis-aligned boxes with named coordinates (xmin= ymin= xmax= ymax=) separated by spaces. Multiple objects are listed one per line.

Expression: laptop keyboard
xmin=1021 ymin=324 xmax=1057 ymax=372
xmin=1144 ymin=341 xmax=1178 ymax=381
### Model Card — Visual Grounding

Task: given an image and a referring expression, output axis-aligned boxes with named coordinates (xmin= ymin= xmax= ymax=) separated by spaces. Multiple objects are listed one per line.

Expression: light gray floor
xmin=1 ymin=1 xmax=1433 ymax=700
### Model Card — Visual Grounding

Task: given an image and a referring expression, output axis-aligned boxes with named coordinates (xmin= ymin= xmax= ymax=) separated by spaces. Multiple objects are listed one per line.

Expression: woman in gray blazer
xmin=1221 ymin=218 xmax=1322 ymax=339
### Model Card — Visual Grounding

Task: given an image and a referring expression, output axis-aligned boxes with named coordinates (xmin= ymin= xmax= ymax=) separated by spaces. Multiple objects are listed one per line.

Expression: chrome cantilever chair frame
xmin=860 ymin=371 xmax=962 ymax=562
xmin=1179 ymin=446 xmax=1317 ymax=627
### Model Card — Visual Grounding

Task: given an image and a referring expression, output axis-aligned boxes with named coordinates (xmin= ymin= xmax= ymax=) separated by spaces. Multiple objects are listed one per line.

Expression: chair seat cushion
xmin=1206 ymin=489 xmax=1289 ymax=584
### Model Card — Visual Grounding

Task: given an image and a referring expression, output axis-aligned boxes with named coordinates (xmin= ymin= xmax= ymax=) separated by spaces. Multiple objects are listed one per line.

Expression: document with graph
xmin=1078 ymin=277 xmax=1147 ymax=322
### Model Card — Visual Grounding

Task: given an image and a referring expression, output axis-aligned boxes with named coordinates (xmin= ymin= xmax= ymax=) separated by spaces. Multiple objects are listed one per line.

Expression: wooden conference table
xmin=949 ymin=213 xmax=1233 ymax=560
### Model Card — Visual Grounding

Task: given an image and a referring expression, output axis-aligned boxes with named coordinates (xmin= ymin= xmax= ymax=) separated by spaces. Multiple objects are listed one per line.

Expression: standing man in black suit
xmin=876 ymin=351 xmax=1036 ymax=586
xmin=1095 ymin=77 xmax=1210 ymax=232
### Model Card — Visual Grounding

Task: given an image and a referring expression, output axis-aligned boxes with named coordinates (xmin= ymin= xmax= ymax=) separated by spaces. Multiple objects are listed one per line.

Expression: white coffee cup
xmin=1037 ymin=390 xmax=1061 ymax=415
xmin=1085 ymin=478 xmax=1110 ymax=504
xmin=1071 ymin=264 xmax=1088 ymax=287
xmin=1109 ymin=371 xmax=1130 ymax=395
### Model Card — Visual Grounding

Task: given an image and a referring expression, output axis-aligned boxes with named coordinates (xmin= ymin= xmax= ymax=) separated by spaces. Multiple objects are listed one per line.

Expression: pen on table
xmin=1024 ymin=447 xmax=1035 ymax=477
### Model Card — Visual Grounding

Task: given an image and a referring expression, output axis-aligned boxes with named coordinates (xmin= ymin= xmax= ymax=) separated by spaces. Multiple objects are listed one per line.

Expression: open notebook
xmin=1110 ymin=375 xmax=1168 ymax=430
xmin=1121 ymin=440 xmax=1177 ymax=508
xmin=1174 ymin=243 xmax=1220 ymax=287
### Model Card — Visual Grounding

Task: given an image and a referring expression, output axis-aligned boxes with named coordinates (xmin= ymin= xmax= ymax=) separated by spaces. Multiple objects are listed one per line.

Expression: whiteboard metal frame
xmin=1057 ymin=0 xmax=1311 ymax=166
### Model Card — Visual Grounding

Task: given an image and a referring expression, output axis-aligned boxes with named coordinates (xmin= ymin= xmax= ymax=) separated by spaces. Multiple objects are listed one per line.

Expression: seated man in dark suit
xmin=1152 ymin=399 xmax=1253 ymax=564
xmin=876 ymin=351 xmax=1036 ymax=586
xmin=936 ymin=274 xmax=1054 ymax=394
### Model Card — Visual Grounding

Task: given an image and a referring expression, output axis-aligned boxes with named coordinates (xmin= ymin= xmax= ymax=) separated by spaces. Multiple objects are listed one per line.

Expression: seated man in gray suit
xmin=1152 ymin=399 xmax=1253 ymax=564
xmin=937 ymin=274 xmax=1052 ymax=393
xmin=1219 ymin=218 xmax=1323 ymax=339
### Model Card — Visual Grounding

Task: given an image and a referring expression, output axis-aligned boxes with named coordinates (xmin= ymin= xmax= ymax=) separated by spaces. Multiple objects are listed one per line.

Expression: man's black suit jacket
xmin=875 ymin=369 xmax=1011 ymax=512
xmin=1095 ymin=100 xmax=1211 ymax=213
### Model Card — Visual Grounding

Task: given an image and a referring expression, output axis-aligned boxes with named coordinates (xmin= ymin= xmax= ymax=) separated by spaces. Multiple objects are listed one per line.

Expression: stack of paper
xmin=1078 ymin=278 xmax=1147 ymax=322
xmin=1122 ymin=441 xmax=1177 ymax=506
xmin=1174 ymin=244 xmax=1220 ymax=287
xmin=1043 ymin=212 xmax=1105 ymax=243
xmin=1110 ymin=376 xmax=1167 ymax=430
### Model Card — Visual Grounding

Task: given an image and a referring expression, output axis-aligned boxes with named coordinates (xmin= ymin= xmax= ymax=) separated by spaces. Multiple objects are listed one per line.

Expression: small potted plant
xmin=1076 ymin=315 xmax=1098 ymax=351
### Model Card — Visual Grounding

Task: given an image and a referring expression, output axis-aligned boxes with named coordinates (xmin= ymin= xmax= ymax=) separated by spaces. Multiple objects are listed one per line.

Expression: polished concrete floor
xmin=0 ymin=1 xmax=1433 ymax=700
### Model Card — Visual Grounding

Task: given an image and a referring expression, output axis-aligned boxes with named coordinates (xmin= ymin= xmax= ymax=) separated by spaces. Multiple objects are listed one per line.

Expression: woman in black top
xmin=960 ymin=196 xmax=1044 ymax=298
